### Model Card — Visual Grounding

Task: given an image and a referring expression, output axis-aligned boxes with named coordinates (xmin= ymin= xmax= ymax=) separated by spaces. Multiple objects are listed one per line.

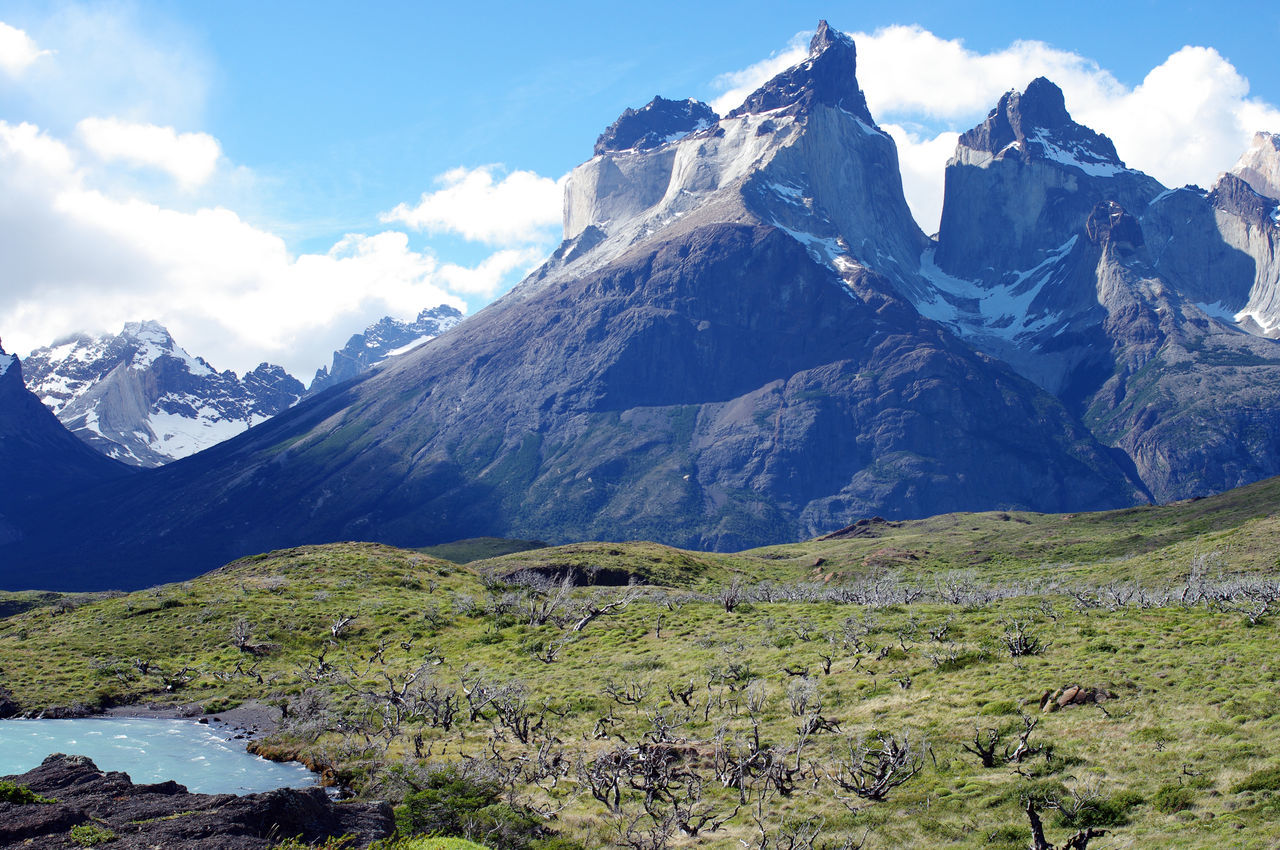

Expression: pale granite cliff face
xmin=23 ymin=322 xmax=303 ymax=467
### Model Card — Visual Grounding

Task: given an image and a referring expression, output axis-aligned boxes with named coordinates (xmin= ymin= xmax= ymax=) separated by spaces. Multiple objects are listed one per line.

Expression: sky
xmin=0 ymin=0 xmax=1277 ymax=380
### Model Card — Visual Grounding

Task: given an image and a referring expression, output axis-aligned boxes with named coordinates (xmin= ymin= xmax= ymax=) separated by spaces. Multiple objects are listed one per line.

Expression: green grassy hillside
xmin=2 ymin=480 xmax=1280 ymax=849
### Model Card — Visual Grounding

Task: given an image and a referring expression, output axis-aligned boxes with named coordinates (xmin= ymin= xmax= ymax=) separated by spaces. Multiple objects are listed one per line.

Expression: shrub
xmin=0 ymin=780 xmax=52 ymax=804
xmin=1232 ymin=766 xmax=1280 ymax=793
xmin=70 ymin=824 xmax=117 ymax=846
xmin=393 ymin=768 xmax=566 ymax=850
xmin=1152 ymin=784 xmax=1195 ymax=813
xmin=1054 ymin=790 xmax=1144 ymax=829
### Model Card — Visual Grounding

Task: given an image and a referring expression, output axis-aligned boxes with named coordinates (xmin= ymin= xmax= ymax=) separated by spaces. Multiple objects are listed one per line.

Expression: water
xmin=0 ymin=717 xmax=316 ymax=795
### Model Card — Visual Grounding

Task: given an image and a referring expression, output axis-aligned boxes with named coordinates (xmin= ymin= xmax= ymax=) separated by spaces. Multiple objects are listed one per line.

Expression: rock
xmin=0 ymin=754 xmax=392 ymax=850
xmin=0 ymin=686 xmax=19 ymax=718
xmin=594 ymin=96 xmax=717 ymax=156
xmin=1040 ymin=684 xmax=1110 ymax=712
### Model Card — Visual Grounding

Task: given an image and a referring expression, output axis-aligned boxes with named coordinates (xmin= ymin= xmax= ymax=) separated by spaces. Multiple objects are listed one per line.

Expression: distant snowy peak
xmin=728 ymin=19 xmax=873 ymax=123
xmin=1231 ymin=132 xmax=1280 ymax=201
xmin=594 ymin=96 xmax=717 ymax=156
xmin=23 ymin=321 xmax=303 ymax=467
xmin=954 ymin=77 xmax=1127 ymax=176
xmin=309 ymin=305 xmax=463 ymax=395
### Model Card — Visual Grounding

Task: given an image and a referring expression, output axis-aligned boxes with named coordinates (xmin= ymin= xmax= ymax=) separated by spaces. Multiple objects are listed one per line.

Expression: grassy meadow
xmin=2 ymin=477 xmax=1280 ymax=848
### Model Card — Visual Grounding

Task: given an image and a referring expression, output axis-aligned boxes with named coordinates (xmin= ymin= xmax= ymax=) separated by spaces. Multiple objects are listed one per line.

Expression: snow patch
xmin=917 ymin=238 xmax=1076 ymax=341
xmin=0 ymin=352 xmax=12 ymax=376
xmin=1194 ymin=300 xmax=1245 ymax=324
xmin=385 ymin=335 xmax=434 ymax=358
xmin=148 ymin=408 xmax=265 ymax=459
xmin=1026 ymin=131 xmax=1125 ymax=178
xmin=1237 ymin=307 xmax=1280 ymax=336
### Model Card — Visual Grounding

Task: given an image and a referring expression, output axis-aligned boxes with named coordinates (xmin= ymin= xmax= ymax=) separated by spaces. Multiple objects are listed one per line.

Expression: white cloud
xmin=438 ymin=248 xmax=548 ymax=297
xmin=714 ymin=24 xmax=1280 ymax=232
xmin=381 ymin=165 xmax=563 ymax=245
xmin=880 ymin=125 xmax=959 ymax=236
xmin=0 ymin=119 xmax=553 ymax=378
xmin=0 ymin=21 xmax=51 ymax=76
xmin=709 ymin=33 xmax=810 ymax=117
xmin=77 ymin=117 xmax=221 ymax=188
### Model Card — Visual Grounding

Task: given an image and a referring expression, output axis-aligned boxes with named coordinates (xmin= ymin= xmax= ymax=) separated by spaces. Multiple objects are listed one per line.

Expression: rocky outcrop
xmin=1231 ymin=131 xmax=1280 ymax=200
xmin=0 ymin=754 xmax=392 ymax=849
xmin=935 ymin=77 xmax=1163 ymax=279
xmin=23 ymin=322 xmax=304 ymax=467
xmin=309 ymin=305 xmax=464 ymax=395
xmin=594 ymin=96 xmax=716 ymax=156
xmin=1038 ymin=684 xmax=1111 ymax=712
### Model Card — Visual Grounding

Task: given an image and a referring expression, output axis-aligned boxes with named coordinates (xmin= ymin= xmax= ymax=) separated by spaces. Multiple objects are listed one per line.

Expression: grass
xmin=3 ymin=479 xmax=1280 ymax=848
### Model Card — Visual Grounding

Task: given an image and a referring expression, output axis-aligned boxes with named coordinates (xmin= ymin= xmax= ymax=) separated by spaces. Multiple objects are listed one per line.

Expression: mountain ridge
xmin=3 ymin=21 xmax=1279 ymax=590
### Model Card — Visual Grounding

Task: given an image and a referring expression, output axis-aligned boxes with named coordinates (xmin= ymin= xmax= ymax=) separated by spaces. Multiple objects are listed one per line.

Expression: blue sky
xmin=0 ymin=0 xmax=1277 ymax=378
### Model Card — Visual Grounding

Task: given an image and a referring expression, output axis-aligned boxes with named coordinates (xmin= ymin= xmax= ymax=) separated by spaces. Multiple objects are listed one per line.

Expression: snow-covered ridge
xmin=1025 ymin=130 xmax=1127 ymax=178
xmin=22 ymin=321 xmax=303 ymax=467
xmin=309 ymin=304 xmax=463 ymax=395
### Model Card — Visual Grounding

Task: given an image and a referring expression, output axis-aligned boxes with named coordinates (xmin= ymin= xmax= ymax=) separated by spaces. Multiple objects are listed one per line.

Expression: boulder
xmin=0 ymin=754 xmax=393 ymax=849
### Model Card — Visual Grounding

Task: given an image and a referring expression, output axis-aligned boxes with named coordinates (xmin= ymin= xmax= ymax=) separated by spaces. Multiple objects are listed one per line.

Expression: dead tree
xmin=1005 ymin=713 xmax=1042 ymax=763
xmin=1026 ymin=800 xmax=1106 ymax=850
xmin=829 ymin=732 xmax=923 ymax=804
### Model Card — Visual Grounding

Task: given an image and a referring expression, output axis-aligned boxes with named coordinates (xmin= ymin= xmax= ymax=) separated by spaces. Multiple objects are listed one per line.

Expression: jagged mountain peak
xmin=727 ymin=20 xmax=871 ymax=123
xmin=22 ymin=321 xmax=303 ymax=467
xmin=956 ymin=77 xmax=1125 ymax=175
xmin=1231 ymin=131 xmax=1280 ymax=201
xmin=594 ymin=96 xmax=717 ymax=156
xmin=1210 ymin=172 xmax=1278 ymax=227
xmin=808 ymin=19 xmax=851 ymax=54
xmin=308 ymin=304 xmax=464 ymax=395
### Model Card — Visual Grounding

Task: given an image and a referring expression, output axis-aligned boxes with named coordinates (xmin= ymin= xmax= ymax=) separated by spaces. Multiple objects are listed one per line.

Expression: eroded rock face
xmin=936 ymin=77 xmax=1163 ymax=279
xmin=1231 ymin=131 xmax=1280 ymax=201
xmin=0 ymin=754 xmax=393 ymax=850
xmin=594 ymin=96 xmax=717 ymax=156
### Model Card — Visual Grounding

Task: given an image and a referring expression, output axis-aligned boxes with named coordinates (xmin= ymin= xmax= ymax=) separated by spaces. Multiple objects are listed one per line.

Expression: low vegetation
xmin=4 ymin=479 xmax=1280 ymax=848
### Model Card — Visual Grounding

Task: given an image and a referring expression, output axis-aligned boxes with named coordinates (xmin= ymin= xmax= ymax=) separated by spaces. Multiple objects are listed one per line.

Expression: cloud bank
xmin=381 ymin=165 xmax=564 ymax=245
xmin=76 ymin=117 xmax=221 ymax=189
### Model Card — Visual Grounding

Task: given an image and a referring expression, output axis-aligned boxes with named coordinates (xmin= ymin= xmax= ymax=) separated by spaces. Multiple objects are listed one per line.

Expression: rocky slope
xmin=23 ymin=322 xmax=304 ymax=467
xmin=0 ymin=23 xmax=1144 ymax=590
xmin=0 ymin=755 xmax=392 ymax=849
xmin=308 ymin=305 xmax=463 ymax=395
xmin=0 ymin=341 xmax=132 ymax=547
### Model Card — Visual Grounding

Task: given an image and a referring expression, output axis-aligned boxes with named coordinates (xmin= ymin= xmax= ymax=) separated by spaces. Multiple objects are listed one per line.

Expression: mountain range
xmin=2 ymin=21 xmax=1279 ymax=590
xmin=19 ymin=307 xmax=464 ymax=467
